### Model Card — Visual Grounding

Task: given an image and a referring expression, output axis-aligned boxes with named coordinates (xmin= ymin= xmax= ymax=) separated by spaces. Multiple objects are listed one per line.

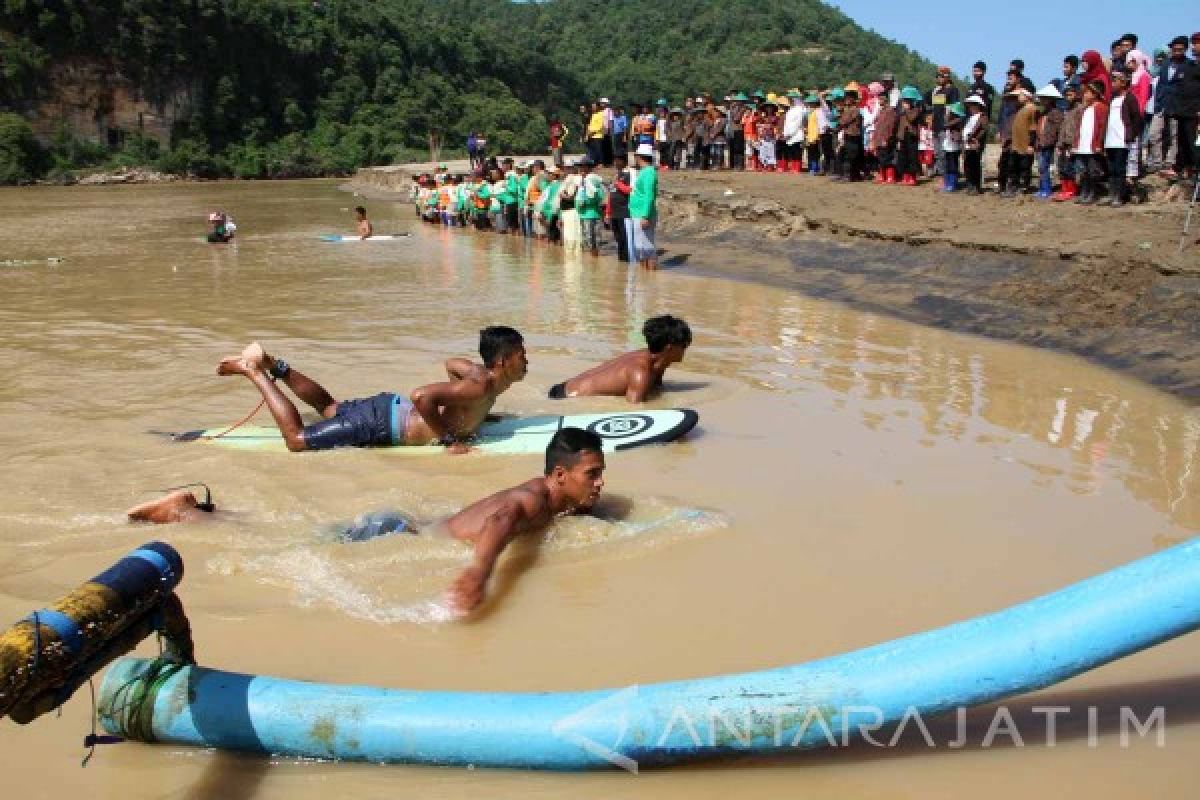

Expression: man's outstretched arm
xmin=447 ymin=504 xmax=523 ymax=613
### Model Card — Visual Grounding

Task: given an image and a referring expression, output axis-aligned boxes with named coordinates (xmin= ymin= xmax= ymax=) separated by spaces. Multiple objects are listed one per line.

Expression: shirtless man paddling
xmin=548 ymin=315 xmax=691 ymax=403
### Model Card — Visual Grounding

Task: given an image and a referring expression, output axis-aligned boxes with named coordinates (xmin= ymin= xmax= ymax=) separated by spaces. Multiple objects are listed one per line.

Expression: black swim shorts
xmin=547 ymin=382 xmax=567 ymax=400
xmin=302 ymin=392 xmax=409 ymax=450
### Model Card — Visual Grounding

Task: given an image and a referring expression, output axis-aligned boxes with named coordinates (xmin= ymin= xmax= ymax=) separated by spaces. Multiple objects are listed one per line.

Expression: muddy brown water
xmin=1 ymin=179 xmax=1198 ymax=798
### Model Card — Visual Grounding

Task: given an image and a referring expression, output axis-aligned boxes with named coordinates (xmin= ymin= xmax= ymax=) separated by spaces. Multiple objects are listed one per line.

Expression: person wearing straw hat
xmin=962 ymin=94 xmax=988 ymax=193
xmin=629 ymin=143 xmax=659 ymax=270
xmin=1034 ymin=84 xmax=1065 ymax=198
xmin=804 ymin=93 xmax=823 ymax=174
xmin=756 ymin=97 xmax=780 ymax=172
xmin=837 ymin=82 xmax=864 ymax=181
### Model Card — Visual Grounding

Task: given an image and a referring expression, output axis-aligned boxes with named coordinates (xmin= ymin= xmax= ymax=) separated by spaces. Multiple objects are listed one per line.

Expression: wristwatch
xmin=269 ymin=358 xmax=291 ymax=381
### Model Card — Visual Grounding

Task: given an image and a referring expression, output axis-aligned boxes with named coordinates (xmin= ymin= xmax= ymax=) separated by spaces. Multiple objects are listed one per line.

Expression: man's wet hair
xmin=1065 ymin=54 xmax=1079 ymax=69
xmin=479 ymin=326 xmax=524 ymax=367
xmin=545 ymin=427 xmax=604 ymax=475
xmin=355 ymin=206 xmax=366 ymax=215
xmin=643 ymin=315 xmax=693 ymax=353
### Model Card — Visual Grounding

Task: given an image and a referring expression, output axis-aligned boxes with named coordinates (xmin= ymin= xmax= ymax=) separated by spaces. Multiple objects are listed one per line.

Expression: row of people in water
xmin=130 ymin=317 xmax=692 ymax=614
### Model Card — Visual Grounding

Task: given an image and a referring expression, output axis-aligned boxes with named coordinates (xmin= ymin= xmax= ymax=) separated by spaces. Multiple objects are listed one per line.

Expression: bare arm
xmin=625 ymin=366 xmax=654 ymax=403
xmin=447 ymin=504 xmax=524 ymax=613
xmin=444 ymin=357 xmax=475 ymax=380
xmin=410 ymin=378 xmax=487 ymax=442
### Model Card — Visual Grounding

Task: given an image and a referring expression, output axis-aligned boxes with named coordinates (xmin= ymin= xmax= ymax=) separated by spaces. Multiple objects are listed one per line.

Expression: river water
xmin=1 ymin=179 xmax=1198 ymax=798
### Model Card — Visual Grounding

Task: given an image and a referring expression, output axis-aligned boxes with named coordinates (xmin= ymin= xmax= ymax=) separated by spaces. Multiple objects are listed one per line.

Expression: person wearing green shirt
xmin=473 ymin=176 xmax=493 ymax=231
xmin=501 ymin=158 xmax=520 ymax=236
xmin=516 ymin=165 xmax=532 ymax=237
xmin=628 ymin=144 xmax=659 ymax=269
xmin=574 ymin=157 xmax=607 ymax=257
xmin=537 ymin=166 xmax=562 ymax=245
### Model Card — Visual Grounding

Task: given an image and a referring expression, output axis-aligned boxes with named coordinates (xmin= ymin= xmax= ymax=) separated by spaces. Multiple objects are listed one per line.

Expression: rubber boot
xmin=1075 ymin=173 xmax=1095 ymax=204
xmin=885 ymin=166 xmax=897 ymax=184
xmin=902 ymin=173 xmax=917 ymax=186
xmin=791 ymin=158 xmax=803 ymax=174
xmin=1036 ymin=172 xmax=1052 ymax=198
xmin=874 ymin=167 xmax=887 ymax=184
xmin=1052 ymin=178 xmax=1076 ymax=202
xmin=942 ymin=173 xmax=958 ymax=192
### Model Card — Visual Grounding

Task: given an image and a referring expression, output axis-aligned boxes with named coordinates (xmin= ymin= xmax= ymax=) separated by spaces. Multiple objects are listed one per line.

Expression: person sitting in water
xmin=215 ymin=326 xmax=528 ymax=453
xmin=126 ymin=483 xmax=217 ymax=524
xmin=548 ymin=315 xmax=691 ymax=402
xmin=355 ymin=205 xmax=373 ymax=239
xmin=441 ymin=427 xmax=605 ymax=613
xmin=206 ymin=211 xmax=236 ymax=243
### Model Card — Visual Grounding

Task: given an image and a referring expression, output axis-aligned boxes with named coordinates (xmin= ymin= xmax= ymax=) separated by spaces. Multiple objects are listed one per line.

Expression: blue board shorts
xmin=302 ymin=392 xmax=413 ymax=450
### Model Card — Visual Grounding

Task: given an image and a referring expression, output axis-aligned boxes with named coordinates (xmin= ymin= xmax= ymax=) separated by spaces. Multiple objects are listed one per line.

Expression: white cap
xmin=964 ymin=94 xmax=986 ymax=106
xmin=635 ymin=143 xmax=655 ymax=157
xmin=1035 ymin=84 xmax=1063 ymax=99
xmin=599 ymin=97 xmax=610 ymax=104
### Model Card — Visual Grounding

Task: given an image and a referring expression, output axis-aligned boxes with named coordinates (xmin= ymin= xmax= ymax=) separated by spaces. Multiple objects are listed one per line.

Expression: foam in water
xmin=207 ymin=501 xmax=728 ymax=625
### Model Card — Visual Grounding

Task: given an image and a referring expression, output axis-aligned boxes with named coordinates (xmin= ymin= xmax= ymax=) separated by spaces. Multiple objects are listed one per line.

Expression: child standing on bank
xmin=1103 ymin=70 xmax=1142 ymax=206
xmin=940 ymin=103 xmax=964 ymax=191
xmin=962 ymin=94 xmax=988 ymax=194
xmin=1034 ymin=85 xmax=1064 ymax=198
xmin=895 ymin=87 xmax=923 ymax=185
xmin=918 ymin=111 xmax=935 ymax=176
xmin=1071 ymin=81 xmax=1108 ymax=205
xmin=1053 ymin=84 xmax=1083 ymax=201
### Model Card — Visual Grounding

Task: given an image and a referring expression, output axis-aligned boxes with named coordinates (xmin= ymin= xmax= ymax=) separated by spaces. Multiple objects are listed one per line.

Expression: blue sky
xmin=827 ymin=0 xmax=1195 ymax=86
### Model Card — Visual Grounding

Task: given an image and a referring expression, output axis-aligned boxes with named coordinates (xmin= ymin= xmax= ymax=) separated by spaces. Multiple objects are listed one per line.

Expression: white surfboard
xmin=170 ymin=409 xmax=698 ymax=455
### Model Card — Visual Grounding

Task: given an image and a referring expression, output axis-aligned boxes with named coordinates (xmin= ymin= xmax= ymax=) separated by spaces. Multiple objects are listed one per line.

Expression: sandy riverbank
xmin=351 ymin=159 xmax=1200 ymax=401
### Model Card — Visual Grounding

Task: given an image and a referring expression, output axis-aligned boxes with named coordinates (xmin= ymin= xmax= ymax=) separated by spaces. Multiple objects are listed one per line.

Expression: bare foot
xmin=216 ymin=355 xmax=250 ymax=376
xmin=241 ymin=341 xmax=267 ymax=371
xmin=127 ymin=490 xmax=204 ymax=524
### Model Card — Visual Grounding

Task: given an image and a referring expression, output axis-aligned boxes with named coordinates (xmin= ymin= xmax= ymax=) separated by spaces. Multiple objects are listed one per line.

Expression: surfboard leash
xmin=203 ymin=398 xmax=266 ymax=440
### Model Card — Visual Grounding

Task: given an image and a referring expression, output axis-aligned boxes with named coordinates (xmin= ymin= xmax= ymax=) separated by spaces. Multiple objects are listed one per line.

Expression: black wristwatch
xmin=269 ymin=358 xmax=291 ymax=381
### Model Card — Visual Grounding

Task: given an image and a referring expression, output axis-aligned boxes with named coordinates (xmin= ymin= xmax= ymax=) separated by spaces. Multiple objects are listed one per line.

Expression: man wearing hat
xmin=781 ymin=90 xmax=807 ymax=173
xmin=968 ymin=62 xmax=996 ymax=118
xmin=1002 ymin=88 xmax=1036 ymax=197
xmin=1034 ymin=85 xmax=1064 ymax=198
xmin=729 ymin=93 xmax=749 ymax=170
xmin=838 ymin=82 xmax=865 ymax=180
xmin=880 ymin=72 xmax=900 ymax=109
xmin=629 ymin=144 xmax=659 ymax=270
xmin=926 ymin=66 xmax=960 ymax=177
xmin=586 ymin=101 xmax=606 ymax=167
xmin=575 ymin=157 xmax=606 ymax=255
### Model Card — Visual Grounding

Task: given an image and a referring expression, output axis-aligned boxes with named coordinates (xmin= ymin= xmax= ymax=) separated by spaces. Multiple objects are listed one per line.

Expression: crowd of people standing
xmin=410 ymin=146 xmax=661 ymax=269
xmin=549 ymin=31 xmax=1199 ymax=205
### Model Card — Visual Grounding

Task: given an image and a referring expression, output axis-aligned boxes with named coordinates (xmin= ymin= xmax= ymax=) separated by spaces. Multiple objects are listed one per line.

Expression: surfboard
xmin=318 ymin=234 xmax=410 ymax=242
xmin=170 ymin=409 xmax=698 ymax=454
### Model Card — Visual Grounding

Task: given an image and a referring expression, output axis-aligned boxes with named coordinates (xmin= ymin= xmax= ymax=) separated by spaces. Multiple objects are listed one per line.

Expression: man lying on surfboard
xmin=547 ymin=315 xmax=691 ymax=402
xmin=442 ymin=427 xmax=605 ymax=613
xmin=355 ymin=205 xmax=373 ymax=240
xmin=215 ymin=326 xmax=527 ymax=453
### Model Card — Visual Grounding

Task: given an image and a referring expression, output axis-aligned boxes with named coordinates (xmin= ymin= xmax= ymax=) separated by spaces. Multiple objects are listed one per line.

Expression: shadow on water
xmin=181 ymin=750 xmax=271 ymax=800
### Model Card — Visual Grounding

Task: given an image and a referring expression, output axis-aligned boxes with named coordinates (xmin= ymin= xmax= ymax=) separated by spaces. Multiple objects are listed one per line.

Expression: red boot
xmin=902 ymin=172 xmax=916 ymax=186
xmin=1052 ymin=179 xmax=1077 ymax=202
xmin=874 ymin=169 xmax=886 ymax=184
xmin=884 ymin=166 xmax=897 ymax=184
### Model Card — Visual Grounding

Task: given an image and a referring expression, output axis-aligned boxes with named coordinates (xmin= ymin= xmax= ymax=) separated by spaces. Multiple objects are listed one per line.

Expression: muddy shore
xmin=352 ymin=160 xmax=1200 ymax=400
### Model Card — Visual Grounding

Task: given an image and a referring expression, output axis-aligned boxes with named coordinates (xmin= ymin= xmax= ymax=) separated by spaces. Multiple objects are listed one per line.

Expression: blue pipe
xmin=100 ymin=538 xmax=1200 ymax=770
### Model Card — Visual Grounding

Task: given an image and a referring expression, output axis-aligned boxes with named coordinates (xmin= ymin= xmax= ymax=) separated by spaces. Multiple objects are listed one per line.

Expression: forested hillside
xmin=0 ymin=0 xmax=936 ymax=182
